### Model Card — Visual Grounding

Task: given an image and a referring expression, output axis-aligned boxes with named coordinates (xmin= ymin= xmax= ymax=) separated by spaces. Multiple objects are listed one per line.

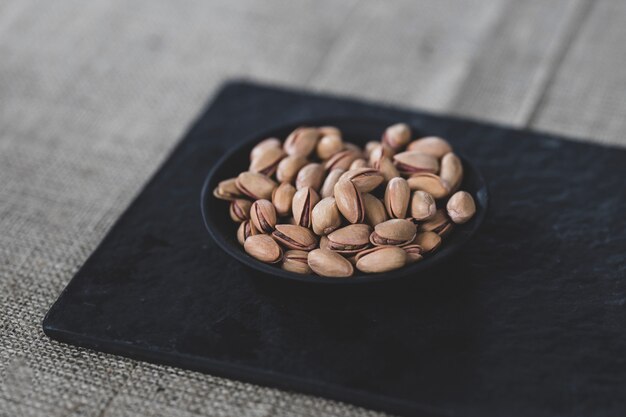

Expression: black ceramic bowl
xmin=201 ymin=118 xmax=488 ymax=284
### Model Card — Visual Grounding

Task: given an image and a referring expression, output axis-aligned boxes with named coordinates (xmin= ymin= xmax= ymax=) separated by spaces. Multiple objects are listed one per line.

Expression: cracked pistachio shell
xmin=295 ymin=163 xmax=325 ymax=191
xmin=410 ymin=232 xmax=442 ymax=253
xmin=362 ymin=193 xmax=388 ymax=227
xmin=250 ymin=199 xmax=277 ymax=233
xmin=382 ymin=123 xmax=411 ymax=151
xmin=292 ymin=187 xmax=320 ymax=228
xmin=325 ymin=149 xmax=361 ymax=171
xmin=327 ymin=224 xmax=372 ymax=254
xmin=355 ymin=246 xmax=407 ymax=273
xmin=250 ymin=137 xmax=281 ymax=161
xmin=393 ymin=151 xmax=439 ymax=175
xmin=281 ymin=250 xmax=312 ymax=274
xmin=370 ymin=219 xmax=417 ymax=246
xmin=229 ymin=199 xmax=251 ymax=222
xmin=407 ymin=136 xmax=453 ymax=158
xmin=311 ymin=197 xmax=341 ymax=235
xmin=374 ymin=156 xmax=400 ymax=182
xmin=410 ymin=190 xmax=436 ymax=221
xmin=271 ymin=182 xmax=296 ymax=217
xmin=349 ymin=159 xmax=368 ymax=170
xmin=237 ymin=220 xmax=258 ymax=246
xmin=320 ymin=168 xmax=345 ymax=199
xmin=403 ymin=244 xmax=424 ymax=264
xmin=333 ymin=179 xmax=365 ymax=224
xmin=419 ymin=209 xmax=454 ymax=237
xmin=249 ymin=146 xmax=286 ymax=176
xmin=308 ymin=249 xmax=354 ymax=278
xmin=446 ymin=191 xmax=476 ymax=224
xmin=339 ymin=168 xmax=384 ymax=193
xmin=284 ymin=127 xmax=319 ymax=157
xmin=406 ymin=173 xmax=450 ymax=199
xmin=368 ymin=143 xmax=395 ymax=166
xmin=384 ymin=177 xmax=410 ymax=219
xmin=316 ymin=134 xmax=344 ymax=160
xmin=440 ymin=152 xmax=463 ymax=194
xmin=276 ymin=155 xmax=308 ymax=183
xmin=213 ymin=178 xmax=242 ymax=201
xmin=271 ymin=224 xmax=318 ymax=251
xmin=236 ymin=172 xmax=277 ymax=200
xmin=244 ymin=234 xmax=283 ymax=264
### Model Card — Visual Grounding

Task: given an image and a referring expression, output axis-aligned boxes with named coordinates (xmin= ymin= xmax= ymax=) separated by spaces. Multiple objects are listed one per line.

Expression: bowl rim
xmin=200 ymin=117 xmax=488 ymax=284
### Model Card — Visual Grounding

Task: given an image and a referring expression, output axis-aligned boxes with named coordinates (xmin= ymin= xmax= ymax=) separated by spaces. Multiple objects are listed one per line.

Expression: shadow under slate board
xmin=43 ymin=81 xmax=626 ymax=417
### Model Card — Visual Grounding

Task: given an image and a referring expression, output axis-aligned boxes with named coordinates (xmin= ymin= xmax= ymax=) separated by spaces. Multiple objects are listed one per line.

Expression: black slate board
xmin=44 ymin=81 xmax=626 ymax=417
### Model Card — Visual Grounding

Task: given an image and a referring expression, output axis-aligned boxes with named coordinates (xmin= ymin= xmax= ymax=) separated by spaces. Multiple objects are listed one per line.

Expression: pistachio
xmin=276 ymin=155 xmax=308 ymax=183
xmin=229 ymin=199 xmax=252 ymax=222
xmin=339 ymin=168 xmax=384 ymax=193
xmin=292 ymin=187 xmax=320 ymax=228
xmin=318 ymin=126 xmax=341 ymax=137
xmin=311 ymin=197 xmax=342 ymax=235
xmin=250 ymin=199 xmax=277 ymax=233
xmin=319 ymin=235 xmax=330 ymax=250
xmin=382 ymin=123 xmax=411 ymax=151
xmin=250 ymin=137 xmax=281 ymax=161
xmin=410 ymin=232 xmax=442 ymax=253
xmin=272 ymin=224 xmax=318 ymax=251
xmin=440 ymin=152 xmax=463 ymax=193
xmin=355 ymin=246 xmax=406 ymax=273
xmin=370 ymin=219 xmax=416 ymax=246
xmin=325 ymin=149 xmax=360 ymax=171
xmin=320 ymin=168 xmax=345 ymax=199
xmin=364 ymin=141 xmax=380 ymax=159
xmin=308 ymin=249 xmax=354 ymax=278
xmin=410 ymin=190 xmax=436 ymax=221
xmin=446 ymin=191 xmax=476 ymax=224
xmin=244 ymin=234 xmax=283 ymax=264
xmin=419 ymin=209 xmax=454 ymax=237
xmin=281 ymin=250 xmax=312 ymax=274
xmin=362 ymin=193 xmax=388 ymax=227
xmin=374 ymin=156 xmax=400 ymax=182
xmin=333 ymin=179 xmax=365 ymax=224
xmin=406 ymin=173 xmax=450 ymax=199
xmin=344 ymin=142 xmax=363 ymax=156
xmin=236 ymin=171 xmax=277 ymax=200
xmin=316 ymin=134 xmax=344 ymax=160
xmin=213 ymin=178 xmax=242 ymax=201
xmin=393 ymin=151 xmax=439 ymax=175
xmin=368 ymin=143 xmax=395 ymax=166
xmin=295 ymin=163 xmax=325 ymax=191
xmin=237 ymin=220 xmax=258 ymax=245
xmin=283 ymin=127 xmax=320 ymax=157
xmin=407 ymin=136 xmax=452 ymax=158
xmin=272 ymin=182 xmax=296 ymax=217
xmin=384 ymin=177 xmax=410 ymax=219
xmin=402 ymin=245 xmax=424 ymax=263
xmin=349 ymin=159 xmax=368 ymax=170
xmin=327 ymin=224 xmax=372 ymax=255
xmin=249 ymin=147 xmax=286 ymax=176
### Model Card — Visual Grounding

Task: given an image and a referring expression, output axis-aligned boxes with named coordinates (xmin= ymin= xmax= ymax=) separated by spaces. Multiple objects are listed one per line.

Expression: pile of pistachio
xmin=213 ymin=124 xmax=476 ymax=277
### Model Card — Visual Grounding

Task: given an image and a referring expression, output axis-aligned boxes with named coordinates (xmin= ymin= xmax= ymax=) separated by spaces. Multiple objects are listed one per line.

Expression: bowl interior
xmin=201 ymin=118 xmax=488 ymax=284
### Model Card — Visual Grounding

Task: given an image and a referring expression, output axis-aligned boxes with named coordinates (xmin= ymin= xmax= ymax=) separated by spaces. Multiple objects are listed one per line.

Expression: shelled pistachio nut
xmin=236 ymin=171 xmax=277 ymax=200
xmin=333 ymin=179 xmax=365 ymax=224
xmin=316 ymin=133 xmax=344 ymax=160
xmin=320 ymin=168 xmax=345 ymax=199
xmin=446 ymin=191 xmax=476 ymax=224
xmin=407 ymin=136 xmax=452 ymax=158
xmin=250 ymin=137 xmax=281 ymax=161
xmin=406 ymin=173 xmax=450 ymax=199
xmin=281 ymin=250 xmax=312 ymax=274
xmin=362 ymin=193 xmax=388 ymax=227
xmin=308 ymin=249 xmax=354 ymax=278
xmin=382 ymin=123 xmax=411 ymax=151
xmin=295 ymin=163 xmax=325 ymax=191
xmin=418 ymin=209 xmax=454 ymax=237
xmin=292 ymin=186 xmax=320 ymax=228
xmin=355 ymin=246 xmax=407 ymax=273
xmin=229 ymin=199 xmax=252 ymax=222
xmin=283 ymin=127 xmax=319 ymax=157
xmin=237 ymin=220 xmax=258 ymax=245
xmin=410 ymin=232 xmax=442 ymax=253
xmin=213 ymin=178 xmax=241 ymax=201
xmin=370 ymin=219 xmax=417 ymax=246
xmin=249 ymin=147 xmax=286 ymax=176
xmin=250 ymin=199 xmax=277 ymax=233
xmin=384 ymin=177 xmax=410 ymax=219
xmin=410 ymin=190 xmax=436 ymax=221
xmin=325 ymin=149 xmax=361 ymax=171
xmin=339 ymin=168 xmax=384 ymax=193
xmin=276 ymin=155 xmax=308 ymax=183
xmin=440 ymin=152 xmax=463 ymax=194
xmin=244 ymin=234 xmax=283 ymax=264
xmin=393 ymin=151 xmax=439 ymax=175
xmin=271 ymin=224 xmax=318 ymax=251
xmin=271 ymin=182 xmax=296 ymax=217
xmin=327 ymin=224 xmax=372 ymax=255
xmin=311 ymin=197 xmax=341 ymax=235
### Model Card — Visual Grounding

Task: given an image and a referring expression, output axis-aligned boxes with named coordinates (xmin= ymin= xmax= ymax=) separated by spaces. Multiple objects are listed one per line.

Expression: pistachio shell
xmin=384 ymin=177 xmax=410 ymax=219
xmin=355 ymin=246 xmax=406 ymax=273
xmin=362 ymin=193 xmax=388 ymax=227
xmin=406 ymin=136 xmax=452 ymax=158
xmin=276 ymin=155 xmax=308 ymax=183
xmin=382 ymin=123 xmax=411 ymax=151
xmin=410 ymin=190 xmax=436 ymax=221
xmin=349 ymin=159 xmax=368 ymax=170
xmin=318 ymin=126 xmax=341 ymax=137
xmin=333 ymin=179 xmax=365 ymax=224
xmin=319 ymin=235 xmax=330 ymax=250
xmin=292 ymin=187 xmax=320 ymax=228
xmin=272 ymin=224 xmax=318 ymax=251
xmin=446 ymin=191 xmax=476 ymax=224
xmin=316 ymin=134 xmax=344 ymax=160
xmin=339 ymin=168 xmax=384 ymax=193
xmin=283 ymin=127 xmax=319 ymax=157
xmin=237 ymin=220 xmax=258 ymax=245
xmin=308 ymin=249 xmax=354 ymax=278
xmin=320 ymin=168 xmax=345 ymax=199
xmin=244 ymin=234 xmax=283 ymax=264
xmin=281 ymin=250 xmax=312 ymax=274
xmin=440 ymin=152 xmax=463 ymax=193
xmin=295 ymin=163 xmax=325 ymax=191
xmin=327 ymin=224 xmax=372 ymax=254
xmin=418 ymin=209 xmax=453 ymax=237
xmin=250 ymin=137 xmax=281 ymax=161
xmin=411 ymin=232 xmax=442 ymax=253
xmin=406 ymin=173 xmax=450 ymax=199
xmin=325 ymin=150 xmax=360 ymax=171
xmin=311 ymin=197 xmax=342 ymax=235
xmin=402 ymin=245 xmax=424 ymax=263
xmin=368 ymin=143 xmax=395 ymax=166
xmin=229 ymin=199 xmax=251 ymax=222
xmin=370 ymin=219 xmax=417 ymax=246
xmin=236 ymin=171 xmax=277 ymax=200
xmin=250 ymin=199 xmax=277 ymax=233
xmin=374 ymin=156 xmax=400 ymax=182
xmin=249 ymin=147 xmax=286 ymax=176
xmin=393 ymin=151 xmax=439 ymax=175
xmin=213 ymin=178 xmax=242 ymax=201
xmin=271 ymin=182 xmax=296 ymax=217
xmin=364 ymin=141 xmax=380 ymax=159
